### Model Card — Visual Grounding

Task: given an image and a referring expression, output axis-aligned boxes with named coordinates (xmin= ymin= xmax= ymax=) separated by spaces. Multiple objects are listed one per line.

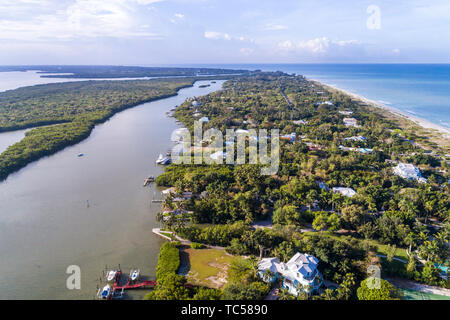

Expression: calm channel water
xmin=0 ymin=79 xmax=225 ymax=299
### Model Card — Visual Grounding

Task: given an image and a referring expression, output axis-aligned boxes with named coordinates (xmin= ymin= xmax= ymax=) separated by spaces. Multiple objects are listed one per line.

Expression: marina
xmin=97 ymin=267 xmax=156 ymax=300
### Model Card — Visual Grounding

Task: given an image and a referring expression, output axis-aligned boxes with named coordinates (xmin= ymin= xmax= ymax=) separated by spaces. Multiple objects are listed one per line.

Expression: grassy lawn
xmin=159 ymin=231 xmax=176 ymax=240
xmin=303 ymin=231 xmax=409 ymax=262
xmin=182 ymin=248 xmax=238 ymax=289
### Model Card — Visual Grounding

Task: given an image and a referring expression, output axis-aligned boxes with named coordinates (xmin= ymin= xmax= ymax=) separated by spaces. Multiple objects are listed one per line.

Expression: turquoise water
xmin=182 ymin=64 xmax=450 ymax=130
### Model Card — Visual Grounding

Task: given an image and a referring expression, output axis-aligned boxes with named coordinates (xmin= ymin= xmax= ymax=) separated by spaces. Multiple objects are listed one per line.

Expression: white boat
xmin=106 ymin=270 xmax=116 ymax=282
xmin=156 ymin=153 xmax=171 ymax=165
xmin=99 ymin=284 xmax=111 ymax=299
xmin=155 ymin=153 xmax=164 ymax=164
xmin=130 ymin=269 xmax=140 ymax=281
xmin=77 ymin=153 xmax=84 ymax=157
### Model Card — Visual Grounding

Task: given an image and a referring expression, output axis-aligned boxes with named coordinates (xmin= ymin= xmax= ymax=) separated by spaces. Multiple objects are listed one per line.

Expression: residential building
xmin=393 ymin=162 xmax=427 ymax=183
xmin=258 ymin=253 xmax=323 ymax=296
xmin=343 ymin=118 xmax=359 ymax=127
xmin=344 ymin=135 xmax=367 ymax=142
xmin=332 ymin=187 xmax=357 ymax=197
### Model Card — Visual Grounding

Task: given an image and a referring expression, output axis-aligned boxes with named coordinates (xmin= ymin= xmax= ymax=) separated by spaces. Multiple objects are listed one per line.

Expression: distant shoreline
xmin=309 ymin=79 xmax=450 ymax=143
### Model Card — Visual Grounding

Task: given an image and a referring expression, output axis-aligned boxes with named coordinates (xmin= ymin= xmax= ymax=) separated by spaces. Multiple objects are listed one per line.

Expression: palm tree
xmin=277 ymin=288 xmax=295 ymax=300
xmin=320 ymin=289 xmax=336 ymax=300
xmin=263 ymin=270 xmax=275 ymax=283
xmin=294 ymin=282 xmax=304 ymax=297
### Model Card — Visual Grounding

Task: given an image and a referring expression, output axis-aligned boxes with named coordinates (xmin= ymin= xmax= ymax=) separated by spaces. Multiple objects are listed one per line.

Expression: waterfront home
xmin=332 ymin=187 xmax=357 ymax=197
xmin=192 ymin=101 xmax=200 ymax=107
xmin=293 ymin=119 xmax=308 ymax=125
xmin=162 ymin=187 xmax=176 ymax=195
xmin=258 ymin=252 xmax=323 ymax=296
xmin=343 ymin=118 xmax=359 ymax=127
xmin=339 ymin=110 xmax=354 ymax=115
xmin=393 ymin=162 xmax=427 ymax=183
xmin=199 ymin=116 xmax=209 ymax=122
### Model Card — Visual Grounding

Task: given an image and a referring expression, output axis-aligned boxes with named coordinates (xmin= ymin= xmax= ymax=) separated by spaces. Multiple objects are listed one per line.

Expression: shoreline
xmin=307 ymin=78 xmax=450 ymax=144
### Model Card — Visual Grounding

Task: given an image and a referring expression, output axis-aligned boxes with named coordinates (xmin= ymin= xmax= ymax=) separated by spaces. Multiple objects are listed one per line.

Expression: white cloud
xmin=204 ymin=31 xmax=231 ymax=40
xmin=174 ymin=13 xmax=184 ymax=19
xmin=264 ymin=23 xmax=288 ymax=31
xmin=240 ymin=47 xmax=254 ymax=56
xmin=134 ymin=0 xmax=164 ymax=4
xmin=392 ymin=48 xmax=401 ymax=54
xmin=278 ymin=37 xmax=359 ymax=54
xmin=0 ymin=0 xmax=162 ymax=41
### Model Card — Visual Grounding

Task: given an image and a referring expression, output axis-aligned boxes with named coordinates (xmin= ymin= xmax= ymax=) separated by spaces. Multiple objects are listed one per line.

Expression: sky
xmin=0 ymin=0 xmax=450 ymax=65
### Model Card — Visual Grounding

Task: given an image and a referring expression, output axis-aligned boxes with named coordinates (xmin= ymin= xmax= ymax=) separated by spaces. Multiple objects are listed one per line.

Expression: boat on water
xmin=99 ymin=284 xmax=111 ymax=299
xmin=106 ymin=270 xmax=117 ymax=282
xmin=156 ymin=153 xmax=171 ymax=165
xmin=130 ymin=269 xmax=140 ymax=281
xmin=77 ymin=153 xmax=84 ymax=157
xmin=155 ymin=153 xmax=164 ymax=164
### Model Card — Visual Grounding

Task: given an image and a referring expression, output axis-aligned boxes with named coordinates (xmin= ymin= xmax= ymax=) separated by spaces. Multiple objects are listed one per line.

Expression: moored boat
xmin=130 ymin=269 xmax=140 ymax=281
xmin=106 ymin=270 xmax=116 ymax=282
xmin=99 ymin=284 xmax=111 ymax=299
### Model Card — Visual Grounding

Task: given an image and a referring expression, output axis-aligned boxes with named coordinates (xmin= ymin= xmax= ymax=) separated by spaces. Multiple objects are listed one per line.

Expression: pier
xmin=98 ymin=268 xmax=157 ymax=300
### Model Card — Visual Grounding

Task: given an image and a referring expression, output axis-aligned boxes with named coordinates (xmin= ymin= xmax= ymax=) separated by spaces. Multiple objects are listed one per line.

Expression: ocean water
xmin=183 ymin=64 xmax=450 ymax=130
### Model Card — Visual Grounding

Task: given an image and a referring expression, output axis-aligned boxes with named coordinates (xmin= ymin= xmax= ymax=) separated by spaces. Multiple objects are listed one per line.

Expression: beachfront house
xmin=199 ymin=116 xmax=209 ymax=123
xmin=332 ymin=187 xmax=357 ymax=197
xmin=192 ymin=101 xmax=200 ymax=107
xmin=393 ymin=162 xmax=428 ymax=183
xmin=339 ymin=110 xmax=354 ymax=115
xmin=258 ymin=253 xmax=323 ymax=296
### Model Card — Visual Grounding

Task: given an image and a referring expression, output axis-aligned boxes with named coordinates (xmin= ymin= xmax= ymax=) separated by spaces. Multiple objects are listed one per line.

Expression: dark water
xmin=0 ymin=80 xmax=225 ymax=299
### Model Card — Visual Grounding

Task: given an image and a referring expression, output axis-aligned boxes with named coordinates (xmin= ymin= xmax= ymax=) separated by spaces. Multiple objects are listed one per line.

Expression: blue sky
xmin=1 ymin=0 xmax=449 ymax=65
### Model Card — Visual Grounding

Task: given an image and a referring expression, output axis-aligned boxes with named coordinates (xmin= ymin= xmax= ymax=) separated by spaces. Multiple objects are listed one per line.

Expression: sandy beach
xmin=310 ymin=79 xmax=450 ymax=144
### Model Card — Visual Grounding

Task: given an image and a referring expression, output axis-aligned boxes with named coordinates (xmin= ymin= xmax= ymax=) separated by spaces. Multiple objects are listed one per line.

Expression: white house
xmin=192 ymin=101 xmax=200 ymax=107
xmin=393 ymin=162 xmax=427 ymax=183
xmin=199 ymin=116 xmax=209 ymax=123
xmin=339 ymin=110 xmax=354 ymax=115
xmin=332 ymin=187 xmax=357 ymax=197
xmin=258 ymin=252 xmax=323 ymax=296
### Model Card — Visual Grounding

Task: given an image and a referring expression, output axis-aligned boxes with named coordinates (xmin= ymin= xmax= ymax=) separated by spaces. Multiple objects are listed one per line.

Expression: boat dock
xmin=143 ymin=176 xmax=155 ymax=187
xmin=98 ymin=267 xmax=157 ymax=300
